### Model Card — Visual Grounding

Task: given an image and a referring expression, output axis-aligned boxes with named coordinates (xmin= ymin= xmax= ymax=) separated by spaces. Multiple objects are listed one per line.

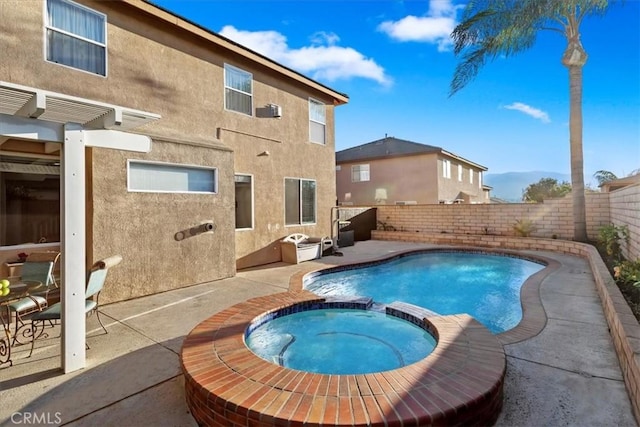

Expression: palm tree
xmin=593 ymin=170 xmax=618 ymax=186
xmin=450 ymin=0 xmax=612 ymax=242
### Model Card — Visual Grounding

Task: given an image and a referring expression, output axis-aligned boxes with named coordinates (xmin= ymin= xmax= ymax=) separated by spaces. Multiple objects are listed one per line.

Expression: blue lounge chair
xmin=28 ymin=255 xmax=122 ymax=356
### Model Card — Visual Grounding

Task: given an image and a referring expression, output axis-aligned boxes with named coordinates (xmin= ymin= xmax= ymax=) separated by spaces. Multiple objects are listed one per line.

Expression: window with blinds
xmin=351 ymin=164 xmax=370 ymax=182
xmin=45 ymin=0 xmax=107 ymax=75
xmin=224 ymin=64 xmax=253 ymax=115
xmin=128 ymin=160 xmax=217 ymax=194
xmin=309 ymin=98 xmax=326 ymax=144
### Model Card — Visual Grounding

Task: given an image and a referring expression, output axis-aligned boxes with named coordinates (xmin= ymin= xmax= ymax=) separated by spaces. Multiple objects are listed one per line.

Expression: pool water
xmin=305 ymin=251 xmax=545 ymax=333
xmin=245 ymin=308 xmax=437 ymax=374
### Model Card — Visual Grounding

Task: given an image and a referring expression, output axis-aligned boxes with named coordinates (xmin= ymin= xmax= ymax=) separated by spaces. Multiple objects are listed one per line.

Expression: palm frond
xmin=449 ymin=0 xmax=613 ymax=96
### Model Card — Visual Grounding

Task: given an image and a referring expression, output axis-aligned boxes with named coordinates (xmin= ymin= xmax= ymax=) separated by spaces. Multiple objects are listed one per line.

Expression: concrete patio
xmin=0 ymin=241 xmax=636 ymax=426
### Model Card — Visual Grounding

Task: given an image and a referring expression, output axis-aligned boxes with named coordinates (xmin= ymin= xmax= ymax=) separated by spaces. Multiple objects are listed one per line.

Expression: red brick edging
xmin=181 ymin=291 xmax=506 ymax=426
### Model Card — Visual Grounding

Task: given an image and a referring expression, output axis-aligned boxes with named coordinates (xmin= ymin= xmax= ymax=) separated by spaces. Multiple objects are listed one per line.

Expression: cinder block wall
xmin=609 ymin=184 xmax=640 ymax=261
xmin=374 ymin=194 xmax=611 ymax=242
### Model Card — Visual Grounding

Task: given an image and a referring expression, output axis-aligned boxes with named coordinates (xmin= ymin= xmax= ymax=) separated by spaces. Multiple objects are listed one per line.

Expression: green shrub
xmin=614 ymin=259 xmax=640 ymax=288
xmin=513 ymin=219 xmax=536 ymax=237
xmin=597 ymin=224 xmax=629 ymax=262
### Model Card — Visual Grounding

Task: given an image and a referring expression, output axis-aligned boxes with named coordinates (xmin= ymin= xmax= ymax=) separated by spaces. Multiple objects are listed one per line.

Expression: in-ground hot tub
xmin=181 ymin=291 xmax=506 ymax=426
xmin=245 ymin=296 xmax=437 ymax=375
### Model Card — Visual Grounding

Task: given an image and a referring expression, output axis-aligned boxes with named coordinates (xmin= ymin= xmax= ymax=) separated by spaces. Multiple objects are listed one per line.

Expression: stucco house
xmin=336 ymin=137 xmax=490 ymax=206
xmin=0 ymin=0 xmax=347 ymax=370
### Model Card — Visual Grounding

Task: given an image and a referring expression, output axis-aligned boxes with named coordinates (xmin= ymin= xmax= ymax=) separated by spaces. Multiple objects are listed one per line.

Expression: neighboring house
xmin=599 ymin=173 xmax=640 ymax=192
xmin=336 ymin=137 xmax=490 ymax=205
xmin=0 ymin=0 xmax=348 ymax=305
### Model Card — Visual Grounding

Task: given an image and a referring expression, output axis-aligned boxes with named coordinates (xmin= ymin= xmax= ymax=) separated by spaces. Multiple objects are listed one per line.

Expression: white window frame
xmin=442 ymin=159 xmax=451 ymax=179
xmin=284 ymin=177 xmax=317 ymax=226
xmin=235 ymin=174 xmax=254 ymax=231
xmin=458 ymin=164 xmax=463 ymax=182
xmin=224 ymin=64 xmax=253 ymax=116
xmin=44 ymin=0 xmax=107 ymax=76
xmin=351 ymin=164 xmax=370 ymax=182
xmin=470 ymin=168 xmax=474 ymax=184
xmin=127 ymin=160 xmax=217 ymax=194
xmin=478 ymin=171 xmax=483 ymax=188
xmin=309 ymin=98 xmax=326 ymax=144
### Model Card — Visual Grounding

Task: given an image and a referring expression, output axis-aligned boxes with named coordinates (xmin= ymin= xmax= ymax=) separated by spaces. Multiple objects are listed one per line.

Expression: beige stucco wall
xmin=336 ymin=153 xmax=486 ymax=205
xmin=436 ymin=155 xmax=486 ymax=203
xmin=0 ymin=0 xmax=343 ymax=300
xmin=88 ymin=138 xmax=235 ymax=303
xmin=337 ymin=155 xmax=439 ymax=205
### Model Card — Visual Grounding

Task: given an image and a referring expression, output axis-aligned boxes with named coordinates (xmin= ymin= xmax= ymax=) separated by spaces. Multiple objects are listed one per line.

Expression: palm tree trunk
xmin=568 ymin=64 xmax=587 ymax=241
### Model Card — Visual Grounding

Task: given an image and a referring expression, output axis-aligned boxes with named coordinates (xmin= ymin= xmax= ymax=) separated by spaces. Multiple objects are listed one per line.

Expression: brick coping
xmin=181 ymin=291 xmax=506 ymax=426
xmin=289 ymin=246 xmax=560 ymax=346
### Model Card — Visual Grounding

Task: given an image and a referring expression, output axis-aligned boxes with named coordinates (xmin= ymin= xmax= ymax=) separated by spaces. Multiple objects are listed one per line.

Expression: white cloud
xmin=503 ymin=102 xmax=551 ymax=123
xmin=219 ymin=25 xmax=391 ymax=86
xmin=377 ymin=0 xmax=459 ymax=52
xmin=310 ymin=31 xmax=340 ymax=46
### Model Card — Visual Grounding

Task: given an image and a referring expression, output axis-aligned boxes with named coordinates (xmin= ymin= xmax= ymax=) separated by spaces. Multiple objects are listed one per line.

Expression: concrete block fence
xmin=341 ymin=188 xmax=639 ymax=261
xmin=609 ymin=183 xmax=640 ymax=261
xmin=374 ymin=194 xmax=611 ymax=243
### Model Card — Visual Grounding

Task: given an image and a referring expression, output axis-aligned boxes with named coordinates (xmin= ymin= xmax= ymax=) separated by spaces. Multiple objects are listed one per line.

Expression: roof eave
xmin=133 ymin=0 xmax=349 ymax=105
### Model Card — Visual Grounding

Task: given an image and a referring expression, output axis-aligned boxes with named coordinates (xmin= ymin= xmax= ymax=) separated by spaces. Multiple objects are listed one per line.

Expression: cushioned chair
xmin=28 ymin=255 xmax=122 ymax=357
xmin=7 ymin=251 xmax=60 ymax=344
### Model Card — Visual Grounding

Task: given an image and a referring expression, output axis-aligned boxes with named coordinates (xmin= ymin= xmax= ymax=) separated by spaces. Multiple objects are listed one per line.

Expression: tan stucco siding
xmin=437 ymin=155 xmax=487 ymax=203
xmin=89 ymin=140 xmax=235 ymax=303
xmin=337 ymin=155 xmax=440 ymax=205
xmin=0 ymin=0 xmax=344 ymax=299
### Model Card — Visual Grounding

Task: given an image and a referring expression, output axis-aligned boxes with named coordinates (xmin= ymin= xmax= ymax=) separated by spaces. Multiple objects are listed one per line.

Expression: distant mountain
xmin=484 ymin=171 xmax=571 ymax=202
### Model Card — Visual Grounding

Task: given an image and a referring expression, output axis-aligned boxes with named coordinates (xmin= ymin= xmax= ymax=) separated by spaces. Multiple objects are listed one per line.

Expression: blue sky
xmin=152 ymin=0 xmax=639 ymax=186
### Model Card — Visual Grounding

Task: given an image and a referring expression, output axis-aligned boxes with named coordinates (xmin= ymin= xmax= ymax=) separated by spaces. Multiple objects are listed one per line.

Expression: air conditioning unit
xmin=270 ymin=104 xmax=282 ymax=118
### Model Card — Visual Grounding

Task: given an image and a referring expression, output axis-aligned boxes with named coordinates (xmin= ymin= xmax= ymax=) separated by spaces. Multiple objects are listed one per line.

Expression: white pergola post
xmin=0 ymin=81 xmax=159 ymax=373
xmin=60 ymin=124 xmax=87 ymax=372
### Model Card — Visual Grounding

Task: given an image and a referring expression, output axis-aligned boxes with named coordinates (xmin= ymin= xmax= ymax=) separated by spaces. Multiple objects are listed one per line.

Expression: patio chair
xmin=7 ymin=251 xmax=60 ymax=344
xmin=27 ymin=254 xmax=122 ymax=357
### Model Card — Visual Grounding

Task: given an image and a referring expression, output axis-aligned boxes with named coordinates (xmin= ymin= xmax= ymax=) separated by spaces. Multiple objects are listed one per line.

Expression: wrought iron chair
xmin=28 ymin=254 xmax=122 ymax=357
xmin=7 ymin=251 xmax=60 ymax=344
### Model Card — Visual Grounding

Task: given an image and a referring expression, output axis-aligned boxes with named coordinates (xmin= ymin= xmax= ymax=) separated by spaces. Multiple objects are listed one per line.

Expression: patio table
xmin=0 ymin=280 xmax=46 ymax=367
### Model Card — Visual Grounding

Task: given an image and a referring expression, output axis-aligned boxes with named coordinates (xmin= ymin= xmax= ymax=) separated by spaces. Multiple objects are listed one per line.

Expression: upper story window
xmin=478 ymin=171 xmax=483 ymax=188
xmin=458 ymin=164 xmax=463 ymax=181
xmin=224 ymin=64 xmax=253 ymax=116
xmin=351 ymin=164 xmax=370 ymax=182
xmin=442 ymin=159 xmax=451 ymax=179
xmin=469 ymin=168 xmax=474 ymax=184
xmin=128 ymin=160 xmax=217 ymax=194
xmin=309 ymin=98 xmax=326 ymax=144
xmin=45 ymin=0 xmax=107 ymax=76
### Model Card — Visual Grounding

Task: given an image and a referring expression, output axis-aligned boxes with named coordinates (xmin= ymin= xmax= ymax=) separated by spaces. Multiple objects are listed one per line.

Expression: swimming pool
xmin=304 ymin=250 xmax=545 ymax=333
